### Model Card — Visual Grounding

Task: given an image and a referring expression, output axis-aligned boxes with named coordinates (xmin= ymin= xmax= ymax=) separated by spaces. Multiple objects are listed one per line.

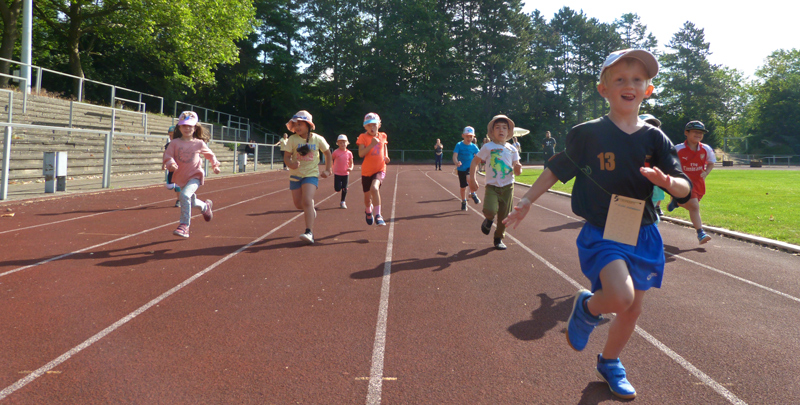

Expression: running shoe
xmin=481 ymin=218 xmax=493 ymax=235
xmin=596 ymin=355 xmax=637 ymax=399
xmin=174 ymin=200 xmax=180 ymax=207
xmin=667 ymin=198 xmax=678 ymax=212
xmin=698 ymin=230 xmax=711 ymax=245
xmin=366 ymin=210 xmax=374 ymax=225
xmin=202 ymin=200 xmax=213 ymax=222
xmin=566 ymin=289 xmax=602 ymax=351
xmin=173 ymin=223 xmax=190 ymax=238
xmin=340 ymin=201 xmax=347 ymax=209
xmin=299 ymin=231 xmax=314 ymax=244
xmin=494 ymin=238 xmax=507 ymax=250
xmin=375 ymin=215 xmax=386 ymax=226
xmin=461 ymin=201 xmax=467 ymax=211
xmin=655 ymin=205 xmax=663 ymax=217
xmin=470 ymin=192 xmax=481 ymax=204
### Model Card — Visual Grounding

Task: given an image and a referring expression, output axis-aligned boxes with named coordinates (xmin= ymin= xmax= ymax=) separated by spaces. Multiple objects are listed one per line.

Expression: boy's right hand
xmin=468 ymin=178 xmax=479 ymax=193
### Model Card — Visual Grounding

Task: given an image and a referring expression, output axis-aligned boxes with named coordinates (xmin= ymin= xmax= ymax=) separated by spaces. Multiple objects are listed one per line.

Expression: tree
xmin=0 ymin=0 xmax=23 ymax=84
xmin=614 ymin=13 xmax=657 ymax=51
xmin=748 ymin=49 xmax=800 ymax=153
xmin=653 ymin=22 xmax=721 ymax=146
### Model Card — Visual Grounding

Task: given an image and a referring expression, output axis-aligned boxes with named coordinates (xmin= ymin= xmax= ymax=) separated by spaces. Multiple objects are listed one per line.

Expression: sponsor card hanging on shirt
xmin=603 ymin=194 xmax=645 ymax=246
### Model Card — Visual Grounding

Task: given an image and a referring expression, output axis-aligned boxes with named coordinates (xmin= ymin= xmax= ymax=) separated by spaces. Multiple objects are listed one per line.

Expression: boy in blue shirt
xmin=504 ymin=49 xmax=692 ymax=399
xmin=452 ymin=126 xmax=481 ymax=211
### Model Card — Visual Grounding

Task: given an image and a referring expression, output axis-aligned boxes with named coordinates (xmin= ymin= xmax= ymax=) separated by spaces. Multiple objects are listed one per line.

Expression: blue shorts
xmin=577 ymin=223 xmax=664 ymax=293
xmin=289 ymin=176 xmax=319 ymax=190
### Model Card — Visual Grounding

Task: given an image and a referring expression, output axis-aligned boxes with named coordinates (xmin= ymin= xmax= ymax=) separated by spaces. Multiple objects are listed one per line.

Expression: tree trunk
xmin=67 ymin=18 xmax=85 ymax=98
xmin=0 ymin=0 xmax=23 ymax=86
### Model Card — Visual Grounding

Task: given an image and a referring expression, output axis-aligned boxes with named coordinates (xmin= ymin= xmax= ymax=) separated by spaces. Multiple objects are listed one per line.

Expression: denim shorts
xmin=289 ymin=175 xmax=319 ymax=190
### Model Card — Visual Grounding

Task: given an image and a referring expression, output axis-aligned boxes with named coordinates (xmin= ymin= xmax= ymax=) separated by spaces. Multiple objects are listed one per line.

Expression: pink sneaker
xmin=173 ymin=223 xmax=190 ymax=238
xmin=202 ymin=200 xmax=213 ymax=222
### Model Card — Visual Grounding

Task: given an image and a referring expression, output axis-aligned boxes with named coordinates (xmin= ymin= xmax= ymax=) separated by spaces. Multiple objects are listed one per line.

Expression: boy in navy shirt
xmin=504 ymin=49 xmax=692 ymax=399
xmin=453 ymin=126 xmax=481 ymax=211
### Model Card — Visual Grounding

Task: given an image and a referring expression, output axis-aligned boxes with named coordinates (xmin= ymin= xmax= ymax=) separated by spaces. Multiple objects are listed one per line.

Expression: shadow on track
xmin=349 ymin=247 xmax=495 ymax=279
xmin=540 ymin=221 xmax=585 ymax=233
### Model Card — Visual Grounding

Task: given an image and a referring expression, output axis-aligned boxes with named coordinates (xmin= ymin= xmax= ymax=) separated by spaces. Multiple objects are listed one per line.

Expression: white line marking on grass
xmin=0 ymin=185 xmax=341 ymax=401
xmin=0 ymin=179 xmax=274 ymax=236
xmin=366 ymin=168 xmax=399 ymax=405
xmin=424 ymin=172 xmax=748 ymax=405
xmin=0 ymin=188 xmax=286 ymax=279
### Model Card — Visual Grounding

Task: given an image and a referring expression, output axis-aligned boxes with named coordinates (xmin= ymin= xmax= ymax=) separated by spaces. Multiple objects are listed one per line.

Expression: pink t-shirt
xmin=163 ymin=137 xmax=220 ymax=187
xmin=331 ymin=148 xmax=353 ymax=176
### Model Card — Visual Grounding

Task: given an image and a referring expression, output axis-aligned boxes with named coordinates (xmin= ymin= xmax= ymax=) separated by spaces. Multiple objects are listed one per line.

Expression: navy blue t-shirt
xmin=548 ymin=116 xmax=691 ymax=227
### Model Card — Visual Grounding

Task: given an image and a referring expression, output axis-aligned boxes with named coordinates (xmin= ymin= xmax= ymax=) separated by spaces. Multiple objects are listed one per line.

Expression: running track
xmin=0 ymin=165 xmax=798 ymax=404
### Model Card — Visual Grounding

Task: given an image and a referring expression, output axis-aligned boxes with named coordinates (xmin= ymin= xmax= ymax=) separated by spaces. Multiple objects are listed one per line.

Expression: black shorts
xmin=362 ymin=173 xmax=383 ymax=193
xmin=334 ymin=174 xmax=349 ymax=192
xmin=457 ymin=170 xmax=469 ymax=188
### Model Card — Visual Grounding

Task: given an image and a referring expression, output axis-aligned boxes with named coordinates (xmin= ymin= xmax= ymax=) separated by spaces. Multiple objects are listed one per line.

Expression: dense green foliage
xmin=1 ymin=1 xmax=798 ymax=154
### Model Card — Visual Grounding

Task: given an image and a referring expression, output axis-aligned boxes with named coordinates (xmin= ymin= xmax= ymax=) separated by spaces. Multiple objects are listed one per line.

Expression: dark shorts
xmin=362 ymin=172 xmax=386 ymax=193
xmin=457 ymin=170 xmax=469 ymax=188
xmin=334 ymin=174 xmax=349 ymax=192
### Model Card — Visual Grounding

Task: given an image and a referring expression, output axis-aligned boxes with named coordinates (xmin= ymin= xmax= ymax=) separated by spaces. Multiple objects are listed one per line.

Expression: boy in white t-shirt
xmin=468 ymin=114 xmax=522 ymax=250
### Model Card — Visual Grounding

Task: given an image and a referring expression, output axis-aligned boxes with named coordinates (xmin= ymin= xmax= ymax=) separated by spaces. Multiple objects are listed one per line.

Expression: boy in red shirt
xmin=356 ymin=113 xmax=390 ymax=226
xmin=667 ymin=120 xmax=715 ymax=244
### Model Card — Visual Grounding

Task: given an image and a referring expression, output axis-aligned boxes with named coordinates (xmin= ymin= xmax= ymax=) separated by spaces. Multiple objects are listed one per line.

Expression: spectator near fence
xmin=541 ymin=131 xmax=556 ymax=168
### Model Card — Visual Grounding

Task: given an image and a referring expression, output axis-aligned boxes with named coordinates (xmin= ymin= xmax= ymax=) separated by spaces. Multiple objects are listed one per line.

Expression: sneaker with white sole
xmin=174 ymin=200 xmax=181 ymax=207
xmin=299 ymin=231 xmax=314 ymax=244
xmin=202 ymin=200 xmax=213 ymax=222
xmin=173 ymin=223 xmax=190 ymax=238
xmin=698 ymin=229 xmax=711 ymax=244
xmin=340 ymin=201 xmax=347 ymax=209
xmin=461 ymin=201 xmax=467 ymax=211
xmin=596 ymin=355 xmax=636 ymax=399
xmin=375 ymin=215 xmax=386 ymax=226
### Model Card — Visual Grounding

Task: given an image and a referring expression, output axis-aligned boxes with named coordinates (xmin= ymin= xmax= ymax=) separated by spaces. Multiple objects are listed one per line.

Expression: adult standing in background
xmin=512 ymin=136 xmax=522 ymax=153
xmin=541 ymin=131 xmax=556 ymax=169
xmin=434 ymin=138 xmax=444 ymax=170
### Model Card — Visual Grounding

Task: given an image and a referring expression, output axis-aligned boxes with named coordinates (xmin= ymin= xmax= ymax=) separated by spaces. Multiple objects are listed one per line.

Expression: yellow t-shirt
xmin=284 ymin=133 xmax=330 ymax=178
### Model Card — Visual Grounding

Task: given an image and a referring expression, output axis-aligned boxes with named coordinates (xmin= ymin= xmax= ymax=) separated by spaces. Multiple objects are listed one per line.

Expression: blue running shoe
xmin=365 ymin=211 xmax=373 ymax=225
xmin=566 ymin=289 xmax=601 ymax=351
xmin=667 ymin=198 xmax=678 ymax=212
xmin=596 ymin=355 xmax=637 ymax=399
xmin=470 ymin=192 xmax=481 ymax=204
xmin=375 ymin=215 xmax=386 ymax=226
xmin=697 ymin=229 xmax=711 ymax=245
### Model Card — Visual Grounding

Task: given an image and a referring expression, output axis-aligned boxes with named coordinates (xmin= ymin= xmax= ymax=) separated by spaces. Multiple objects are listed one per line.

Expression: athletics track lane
xmin=0 ymin=166 xmax=799 ymax=403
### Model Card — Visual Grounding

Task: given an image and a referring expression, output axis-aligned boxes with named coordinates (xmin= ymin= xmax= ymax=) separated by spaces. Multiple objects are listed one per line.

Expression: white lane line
xmin=0 ymin=187 xmax=286 ymax=279
xmin=0 ymin=179 xmax=276 ymax=236
xmin=424 ymin=172 xmax=748 ymax=405
xmin=665 ymin=252 xmax=800 ymax=304
xmin=0 ymin=185 xmax=342 ymax=400
xmin=366 ymin=168 xmax=399 ymax=405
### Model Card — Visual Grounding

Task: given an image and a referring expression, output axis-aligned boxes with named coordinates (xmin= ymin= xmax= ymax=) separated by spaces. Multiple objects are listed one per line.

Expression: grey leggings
xmin=179 ymin=178 xmax=208 ymax=225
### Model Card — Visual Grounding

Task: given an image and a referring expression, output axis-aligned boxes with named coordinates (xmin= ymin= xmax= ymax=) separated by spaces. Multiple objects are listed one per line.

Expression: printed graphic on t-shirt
xmin=490 ymin=149 xmax=513 ymax=179
xmin=296 ymin=143 xmax=318 ymax=161
xmin=176 ymin=145 xmax=194 ymax=164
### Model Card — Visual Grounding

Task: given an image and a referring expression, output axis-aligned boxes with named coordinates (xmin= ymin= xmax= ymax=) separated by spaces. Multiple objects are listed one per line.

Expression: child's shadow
xmin=539 ymin=221 xmax=584 ymax=233
xmin=247 ymin=209 xmax=297 ymax=217
xmin=578 ymin=381 xmax=632 ymax=404
xmin=663 ymin=244 xmax=706 ymax=262
xmin=350 ymin=247 xmax=494 ymax=279
xmin=508 ymin=293 xmax=610 ymax=341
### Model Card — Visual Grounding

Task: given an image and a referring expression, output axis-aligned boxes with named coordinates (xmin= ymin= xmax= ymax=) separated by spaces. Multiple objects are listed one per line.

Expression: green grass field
xmin=515 ymin=168 xmax=800 ymax=246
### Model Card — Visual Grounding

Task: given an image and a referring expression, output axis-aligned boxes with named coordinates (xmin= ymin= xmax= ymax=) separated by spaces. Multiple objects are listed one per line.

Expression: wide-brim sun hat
xmin=177 ymin=111 xmax=199 ymax=126
xmin=600 ymin=49 xmax=659 ymax=80
xmin=286 ymin=110 xmax=316 ymax=131
xmin=639 ymin=114 xmax=661 ymax=127
xmin=487 ymin=114 xmax=515 ymax=142
xmin=363 ymin=112 xmax=381 ymax=126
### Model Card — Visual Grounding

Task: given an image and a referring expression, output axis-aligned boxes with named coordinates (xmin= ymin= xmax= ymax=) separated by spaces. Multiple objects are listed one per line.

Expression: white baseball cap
xmin=337 ymin=134 xmax=348 ymax=142
xmin=463 ymin=126 xmax=475 ymax=136
xmin=599 ymin=49 xmax=659 ymax=80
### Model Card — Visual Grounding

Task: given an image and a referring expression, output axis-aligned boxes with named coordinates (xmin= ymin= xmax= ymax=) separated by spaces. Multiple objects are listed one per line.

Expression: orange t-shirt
xmin=356 ymin=132 xmax=388 ymax=176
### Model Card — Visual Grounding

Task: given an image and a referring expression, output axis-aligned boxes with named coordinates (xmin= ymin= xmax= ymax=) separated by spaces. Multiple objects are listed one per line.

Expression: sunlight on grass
xmin=516 ymin=168 xmax=800 ymax=246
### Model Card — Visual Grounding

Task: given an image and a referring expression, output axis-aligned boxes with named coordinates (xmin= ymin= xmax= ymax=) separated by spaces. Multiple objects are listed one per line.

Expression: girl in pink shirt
xmin=163 ymin=111 xmax=221 ymax=238
xmin=331 ymin=134 xmax=354 ymax=209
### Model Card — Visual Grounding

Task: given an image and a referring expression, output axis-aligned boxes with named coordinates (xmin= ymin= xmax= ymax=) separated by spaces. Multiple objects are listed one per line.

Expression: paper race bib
xmin=603 ymin=194 xmax=645 ymax=246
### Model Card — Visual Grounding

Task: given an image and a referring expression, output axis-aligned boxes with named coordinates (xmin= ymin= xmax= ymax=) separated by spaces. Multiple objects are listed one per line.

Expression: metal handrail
xmin=0 ymin=56 xmax=164 ymax=114
xmin=0 ymin=72 xmax=27 ymax=112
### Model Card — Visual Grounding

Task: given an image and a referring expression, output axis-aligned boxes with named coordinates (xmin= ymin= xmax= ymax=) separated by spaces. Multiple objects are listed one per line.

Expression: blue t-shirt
xmin=453 ymin=141 xmax=480 ymax=172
